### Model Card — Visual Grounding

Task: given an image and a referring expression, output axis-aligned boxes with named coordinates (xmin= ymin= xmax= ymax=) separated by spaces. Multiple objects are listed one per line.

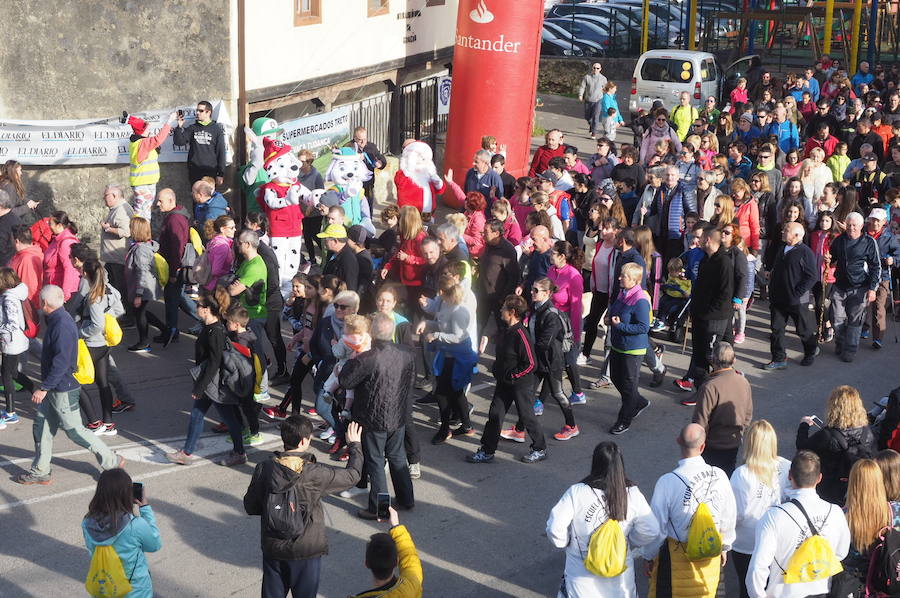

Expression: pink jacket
xmin=502 ymin=217 xmax=523 ymax=245
xmin=43 ymin=228 xmax=80 ymax=300
xmin=730 ymin=87 xmax=749 ymax=112
xmin=512 ymin=198 xmax=533 ymax=233
xmin=204 ymin=234 xmax=234 ymax=290
xmin=548 ymin=263 xmax=584 ymax=341
xmin=463 ymin=210 xmax=486 ymax=258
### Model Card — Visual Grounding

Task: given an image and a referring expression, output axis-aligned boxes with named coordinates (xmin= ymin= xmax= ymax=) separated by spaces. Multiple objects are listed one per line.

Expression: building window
xmin=368 ymin=0 xmax=389 ymax=17
xmin=294 ymin=0 xmax=321 ymax=26
xmin=425 ymin=0 xmax=446 ymax=5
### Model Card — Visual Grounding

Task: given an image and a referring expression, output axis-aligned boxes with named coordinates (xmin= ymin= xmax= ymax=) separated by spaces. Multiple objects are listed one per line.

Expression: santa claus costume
xmin=394 ymin=141 xmax=445 ymax=221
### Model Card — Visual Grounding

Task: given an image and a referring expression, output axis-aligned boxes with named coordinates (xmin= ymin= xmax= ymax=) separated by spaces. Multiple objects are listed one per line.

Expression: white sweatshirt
xmin=647 ymin=455 xmax=737 ymax=559
xmin=730 ymin=458 xmax=792 ymax=554
xmin=746 ymin=487 xmax=850 ymax=598
xmin=547 ymin=484 xmax=660 ymax=598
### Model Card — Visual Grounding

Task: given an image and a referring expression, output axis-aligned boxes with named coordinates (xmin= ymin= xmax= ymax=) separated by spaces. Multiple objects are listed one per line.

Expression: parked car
xmin=548 ymin=1 xmax=678 ymax=47
xmin=627 ymin=49 xmax=758 ymax=118
xmin=541 ymin=28 xmax=586 ymax=56
xmin=545 ymin=18 xmax=628 ymax=54
xmin=543 ymin=21 xmax=608 ymax=56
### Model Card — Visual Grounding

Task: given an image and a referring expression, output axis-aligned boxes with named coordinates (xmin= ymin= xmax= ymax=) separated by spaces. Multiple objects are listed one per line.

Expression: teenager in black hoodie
xmin=174 ymin=101 xmax=227 ymax=184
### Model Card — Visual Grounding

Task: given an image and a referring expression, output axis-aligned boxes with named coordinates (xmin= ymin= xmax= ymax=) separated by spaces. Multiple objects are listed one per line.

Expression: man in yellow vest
xmin=126 ymin=111 xmax=176 ymax=219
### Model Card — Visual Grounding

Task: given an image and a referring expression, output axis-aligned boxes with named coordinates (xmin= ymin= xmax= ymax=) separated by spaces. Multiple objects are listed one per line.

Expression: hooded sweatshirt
xmin=82 ymin=507 xmax=161 ymax=598
xmin=0 ymin=282 xmax=29 ymax=355
xmin=173 ymin=120 xmax=226 ymax=176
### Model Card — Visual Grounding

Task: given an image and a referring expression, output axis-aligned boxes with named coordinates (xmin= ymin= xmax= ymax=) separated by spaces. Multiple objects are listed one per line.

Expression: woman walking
xmin=166 ymin=286 xmax=247 ymax=467
xmin=203 ymin=215 xmax=236 ymax=290
xmin=548 ymin=240 xmax=586 ymax=414
xmin=82 ymin=468 xmax=161 ymax=598
xmin=124 ymin=217 xmax=163 ymax=352
xmin=0 ymin=268 xmax=34 ymax=426
xmin=43 ymin=211 xmax=80 ymax=304
xmin=546 ymin=441 xmax=659 ymax=597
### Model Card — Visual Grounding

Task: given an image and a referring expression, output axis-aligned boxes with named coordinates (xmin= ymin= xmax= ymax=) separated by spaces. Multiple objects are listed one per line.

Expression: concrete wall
xmin=538 ymin=57 xmax=639 ymax=96
xmin=0 ymin=0 xmax=235 ymax=243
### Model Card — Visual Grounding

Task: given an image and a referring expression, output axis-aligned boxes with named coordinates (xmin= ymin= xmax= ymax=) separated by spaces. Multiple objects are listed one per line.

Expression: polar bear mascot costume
xmin=319 ymin=147 xmax=375 ymax=236
xmin=394 ymin=140 xmax=445 ymax=222
xmin=255 ymin=137 xmax=313 ymax=297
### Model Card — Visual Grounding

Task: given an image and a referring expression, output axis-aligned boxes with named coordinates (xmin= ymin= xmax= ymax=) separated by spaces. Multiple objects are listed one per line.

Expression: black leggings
xmin=537 ymin=371 xmax=576 ymax=427
xmin=264 ymin=309 xmax=288 ymax=372
xmin=239 ymin=400 xmax=260 ymax=436
xmin=277 ymin=356 xmax=313 ymax=413
xmin=88 ymin=345 xmax=114 ymax=423
xmin=436 ymin=357 xmax=471 ymax=433
xmin=134 ymin=298 xmax=164 ymax=346
xmin=581 ymin=291 xmax=609 ymax=358
xmin=1 ymin=353 xmax=32 ymax=413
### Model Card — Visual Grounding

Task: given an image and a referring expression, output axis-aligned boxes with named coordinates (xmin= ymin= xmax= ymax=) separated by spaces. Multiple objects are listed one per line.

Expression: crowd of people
xmin=3 ymin=57 xmax=900 ymax=595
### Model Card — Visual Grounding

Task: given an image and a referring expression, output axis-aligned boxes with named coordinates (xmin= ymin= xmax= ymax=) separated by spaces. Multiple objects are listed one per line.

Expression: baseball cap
xmin=347 ymin=224 xmax=367 ymax=245
xmin=539 ymin=170 xmax=559 ymax=185
xmin=863 ymin=152 xmax=878 ymax=162
xmin=869 ymin=207 xmax=888 ymax=220
xmin=317 ymin=223 xmax=348 ymax=239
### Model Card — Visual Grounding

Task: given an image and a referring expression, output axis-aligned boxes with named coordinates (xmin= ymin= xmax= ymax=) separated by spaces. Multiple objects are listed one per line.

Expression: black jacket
xmin=322 ymin=244 xmax=359 ymax=292
xmin=345 ymin=141 xmax=385 ymax=174
xmin=849 ymin=131 xmax=885 ymax=161
xmin=193 ymin=321 xmax=226 ymax=399
xmin=422 ymin=255 xmax=447 ymax=298
xmin=529 ymin=300 xmax=564 ymax=374
xmin=354 ymin=249 xmax=374 ymax=302
xmin=257 ymin=240 xmax=283 ymax=312
xmin=492 ymin=322 xmax=536 ymax=386
xmin=726 ymin=246 xmax=748 ymax=303
xmin=691 ymin=247 xmax=735 ymax=321
xmin=475 ymin=238 xmax=520 ymax=300
xmin=770 ymin=243 xmax=818 ymax=306
xmin=340 ymin=340 xmax=415 ymax=432
xmin=830 ymin=233 xmax=881 ymax=291
xmin=0 ymin=210 xmax=21 ymax=267
xmin=796 ymin=423 xmax=876 ymax=505
xmin=243 ymin=447 xmax=362 ymax=560
xmin=173 ymin=120 xmax=227 ymax=176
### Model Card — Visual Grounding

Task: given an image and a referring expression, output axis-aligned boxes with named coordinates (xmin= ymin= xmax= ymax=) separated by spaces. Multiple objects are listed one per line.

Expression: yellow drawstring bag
xmin=85 ymin=544 xmax=132 ymax=597
xmin=74 ymin=339 xmax=95 ymax=385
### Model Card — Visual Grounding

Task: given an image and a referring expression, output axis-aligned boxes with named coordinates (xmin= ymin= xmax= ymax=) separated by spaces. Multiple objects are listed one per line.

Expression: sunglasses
xmin=714 ymin=203 xmax=722 ymax=208
xmin=334 ymin=303 xmax=351 ymax=310
xmin=759 ymin=154 xmax=772 ymax=159
xmin=530 ymin=288 xmax=543 ymax=294
xmin=196 ymin=108 xmax=210 ymax=113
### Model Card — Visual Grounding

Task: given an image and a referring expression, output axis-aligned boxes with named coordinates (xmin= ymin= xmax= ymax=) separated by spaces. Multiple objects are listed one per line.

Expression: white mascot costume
xmin=255 ymin=137 xmax=313 ymax=298
xmin=319 ymin=147 xmax=375 ymax=236
xmin=394 ymin=141 xmax=445 ymax=221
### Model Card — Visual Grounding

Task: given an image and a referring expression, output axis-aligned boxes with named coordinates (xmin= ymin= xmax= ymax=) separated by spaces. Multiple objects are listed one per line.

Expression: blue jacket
xmin=680 ymin=247 xmax=705 ymax=282
xmin=194 ymin=192 xmax=229 ymax=225
xmin=767 ymin=119 xmax=800 ymax=153
xmin=41 ymin=307 xmax=79 ymax=392
xmin=83 ymin=506 xmax=162 ymax=598
xmin=432 ymin=340 xmax=478 ymax=391
xmin=873 ymin=228 xmax=900 ymax=282
xmin=608 ymin=285 xmax=651 ymax=354
xmin=728 ymin=155 xmax=754 ymax=181
xmin=464 ymin=168 xmax=503 ymax=203
xmin=851 ymin=71 xmax=874 ymax=96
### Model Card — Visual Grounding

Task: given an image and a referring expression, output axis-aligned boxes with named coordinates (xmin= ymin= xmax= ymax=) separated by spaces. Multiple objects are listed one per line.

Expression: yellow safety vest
xmin=129 ymin=140 xmax=160 ymax=187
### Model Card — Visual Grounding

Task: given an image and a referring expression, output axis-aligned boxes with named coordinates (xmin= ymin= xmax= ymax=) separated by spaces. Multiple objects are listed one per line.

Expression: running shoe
xmin=590 ymin=377 xmax=612 ymax=389
xmin=569 ymin=392 xmax=587 ymax=406
xmin=500 ymin=428 xmax=526 ymax=443
xmin=467 ymin=449 xmax=495 ymax=463
xmin=533 ymin=399 xmax=544 ymax=416
xmin=165 ymin=450 xmax=193 ymax=465
xmin=111 ymin=400 xmax=135 ymax=414
xmin=553 ymin=425 xmax=580 ymax=441
xmin=318 ymin=427 xmax=335 ymax=441
xmin=95 ymin=423 xmax=118 ymax=436
xmin=674 ymin=378 xmax=694 ymax=392
xmin=243 ymin=432 xmax=263 ymax=446
xmin=215 ymin=451 xmax=247 ymax=467
xmin=263 ymin=407 xmax=288 ymax=420
xmin=733 ymin=332 xmax=745 ymax=344
xmin=521 ymin=449 xmax=547 ymax=463
xmin=575 ymin=354 xmax=590 ymax=366
xmin=1 ymin=411 xmax=19 ymax=424
xmin=409 ymin=463 xmax=421 ymax=478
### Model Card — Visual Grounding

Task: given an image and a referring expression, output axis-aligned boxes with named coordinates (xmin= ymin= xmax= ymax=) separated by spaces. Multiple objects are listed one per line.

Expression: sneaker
xmin=654 ymin=345 xmax=666 ymax=358
xmin=533 ymin=399 xmax=544 ymax=416
xmin=569 ymin=392 xmax=587 ymax=406
xmin=339 ymin=486 xmax=368 ymax=498
xmin=318 ymin=427 xmax=335 ymax=441
xmin=680 ymin=397 xmax=697 ymax=407
xmin=467 ymin=449 xmax=495 ymax=463
xmin=861 ymin=328 xmax=871 ymax=339
xmin=763 ymin=360 xmax=788 ymax=370
xmin=431 ymin=430 xmax=451 ymax=445
xmin=15 ymin=472 xmax=51 ymax=485
xmin=253 ymin=391 xmax=271 ymax=403
xmin=633 ymin=401 xmax=651 ymax=420
xmin=307 ymin=408 xmax=319 ymax=418
xmin=212 ymin=422 xmax=229 ymax=434
xmin=111 ymin=400 xmax=135 ymax=414
xmin=243 ymin=433 xmax=263 ymax=446
xmin=1 ymin=411 xmax=19 ymax=424
xmin=451 ymin=426 xmax=475 ymax=437
xmin=553 ymin=425 xmax=580 ymax=441
xmin=500 ymin=428 xmax=526 ymax=443
xmin=873 ymin=340 xmax=883 ymax=350
xmin=95 ymin=423 xmax=118 ymax=436
xmin=609 ymin=422 xmax=630 ymax=435
xmin=327 ymin=439 xmax=344 ymax=455
xmin=165 ymin=450 xmax=193 ymax=465
xmin=823 ymin=328 xmax=835 ymax=343
xmin=674 ymin=378 xmax=694 ymax=392
xmin=215 ymin=451 xmax=247 ymax=467
xmin=126 ymin=343 xmax=151 ymax=352
xmin=521 ymin=449 xmax=547 ymax=463
xmin=85 ymin=420 xmax=104 ymax=432
xmin=263 ymin=407 xmax=288 ymax=420
xmin=733 ymin=332 xmax=746 ymax=344
xmin=651 ymin=365 xmax=667 ymax=388
xmin=416 ymin=392 xmax=437 ymax=405
xmin=800 ymin=348 xmax=820 ymax=366
xmin=590 ymin=377 xmax=612 ymax=389
xmin=575 ymin=354 xmax=590 ymax=366
xmin=408 ymin=462 xmax=421 ymax=479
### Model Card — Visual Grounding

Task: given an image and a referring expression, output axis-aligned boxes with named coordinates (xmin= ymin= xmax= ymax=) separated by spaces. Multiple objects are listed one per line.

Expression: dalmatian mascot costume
xmin=319 ymin=147 xmax=376 ymax=236
xmin=394 ymin=140 xmax=445 ymax=221
xmin=255 ymin=137 xmax=313 ymax=297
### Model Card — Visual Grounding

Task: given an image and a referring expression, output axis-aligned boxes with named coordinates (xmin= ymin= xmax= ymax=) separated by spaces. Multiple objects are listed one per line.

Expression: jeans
xmin=704 ymin=446 xmax=739 ymax=477
xmin=769 ymin=302 xmax=818 ymax=362
xmin=164 ymin=273 xmax=199 ymax=330
xmin=31 ymin=389 xmax=118 ymax=476
xmin=248 ymin=318 xmax=270 ymax=395
xmin=831 ymin=285 xmax=869 ymax=356
xmin=483 ymin=381 xmax=545 ymax=454
xmin=183 ymin=395 xmax=244 ymax=455
xmin=363 ymin=428 xmax=414 ymax=513
xmin=610 ymin=351 xmax=647 ymax=426
xmin=262 ymin=556 xmax=320 ymax=598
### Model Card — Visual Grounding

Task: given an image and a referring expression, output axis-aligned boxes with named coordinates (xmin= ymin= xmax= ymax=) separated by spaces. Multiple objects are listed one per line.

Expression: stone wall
xmin=538 ymin=57 xmax=639 ymax=96
xmin=0 ymin=1 xmax=235 ymax=243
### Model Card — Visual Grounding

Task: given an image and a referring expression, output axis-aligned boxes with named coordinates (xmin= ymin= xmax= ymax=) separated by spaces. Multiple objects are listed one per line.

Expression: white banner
xmin=437 ymin=76 xmax=452 ymax=115
xmin=279 ymin=106 xmax=352 ymax=175
xmin=0 ymin=100 xmax=233 ymax=166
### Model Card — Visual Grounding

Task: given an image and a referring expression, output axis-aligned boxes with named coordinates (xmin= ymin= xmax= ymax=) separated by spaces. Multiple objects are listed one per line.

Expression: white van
xmin=628 ymin=50 xmax=756 ymax=119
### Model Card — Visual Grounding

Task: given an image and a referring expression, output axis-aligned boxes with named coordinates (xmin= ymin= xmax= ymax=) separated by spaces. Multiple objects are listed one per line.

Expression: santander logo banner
xmin=455 ymin=0 xmax=523 ymax=54
xmin=469 ymin=0 xmax=494 ymax=23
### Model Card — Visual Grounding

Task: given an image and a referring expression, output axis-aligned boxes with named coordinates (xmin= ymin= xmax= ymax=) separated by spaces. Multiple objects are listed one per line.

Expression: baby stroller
xmin=667 ymin=297 xmax=692 ymax=344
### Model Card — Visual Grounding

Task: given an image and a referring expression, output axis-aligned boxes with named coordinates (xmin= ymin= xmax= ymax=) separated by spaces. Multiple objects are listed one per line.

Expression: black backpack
xmin=548 ymin=306 xmax=574 ymax=354
xmin=264 ymin=474 xmax=308 ymax=541
xmin=867 ymin=525 xmax=900 ymax=596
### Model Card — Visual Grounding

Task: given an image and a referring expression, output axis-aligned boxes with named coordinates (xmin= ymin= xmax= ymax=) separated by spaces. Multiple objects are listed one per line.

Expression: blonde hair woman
xmin=842 ymin=459 xmax=900 ymax=583
xmin=876 ymin=449 xmax=900 ymax=502
xmin=797 ymin=385 xmax=878 ymax=504
xmin=730 ymin=420 xmax=791 ymax=598
xmin=710 ymin=194 xmax=735 ymax=228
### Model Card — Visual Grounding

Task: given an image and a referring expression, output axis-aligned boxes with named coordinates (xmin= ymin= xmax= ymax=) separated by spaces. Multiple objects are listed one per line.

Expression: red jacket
xmin=395 ymin=170 xmax=445 ymax=214
xmin=803 ymin=135 xmax=839 ymax=159
xmin=30 ymin=217 xmax=52 ymax=252
xmin=528 ymin=145 xmax=565 ymax=177
xmin=11 ymin=244 xmax=43 ymax=310
xmin=385 ymin=230 xmax=427 ymax=286
xmin=735 ymin=199 xmax=761 ymax=251
xmin=256 ymin=181 xmax=304 ymax=238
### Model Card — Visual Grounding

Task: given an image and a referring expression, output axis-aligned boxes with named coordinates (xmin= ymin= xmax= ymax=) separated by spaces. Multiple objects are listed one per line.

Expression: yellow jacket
xmin=348 ymin=525 xmax=423 ymax=598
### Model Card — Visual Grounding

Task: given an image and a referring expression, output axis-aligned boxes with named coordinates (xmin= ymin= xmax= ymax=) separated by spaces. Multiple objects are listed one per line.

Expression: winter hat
xmin=263 ymin=138 xmax=292 ymax=170
xmin=347 ymin=225 xmax=367 ymax=245
xmin=127 ymin=115 xmax=148 ymax=135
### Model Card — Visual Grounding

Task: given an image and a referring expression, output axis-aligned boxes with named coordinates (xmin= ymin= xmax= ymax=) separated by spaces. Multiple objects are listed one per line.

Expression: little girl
xmin=323 ymin=314 xmax=372 ymax=420
xmin=733 ymin=234 xmax=755 ymax=344
xmin=826 ymin=142 xmax=850 ymax=183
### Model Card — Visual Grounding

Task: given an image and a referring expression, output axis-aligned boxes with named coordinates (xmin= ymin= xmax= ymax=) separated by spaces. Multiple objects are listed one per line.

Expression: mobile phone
xmin=811 ymin=415 xmax=825 ymax=428
xmin=177 ymin=109 xmax=184 ymax=118
xmin=376 ymin=492 xmax=390 ymax=522
xmin=133 ymin=482 xmax=144 ymax=503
